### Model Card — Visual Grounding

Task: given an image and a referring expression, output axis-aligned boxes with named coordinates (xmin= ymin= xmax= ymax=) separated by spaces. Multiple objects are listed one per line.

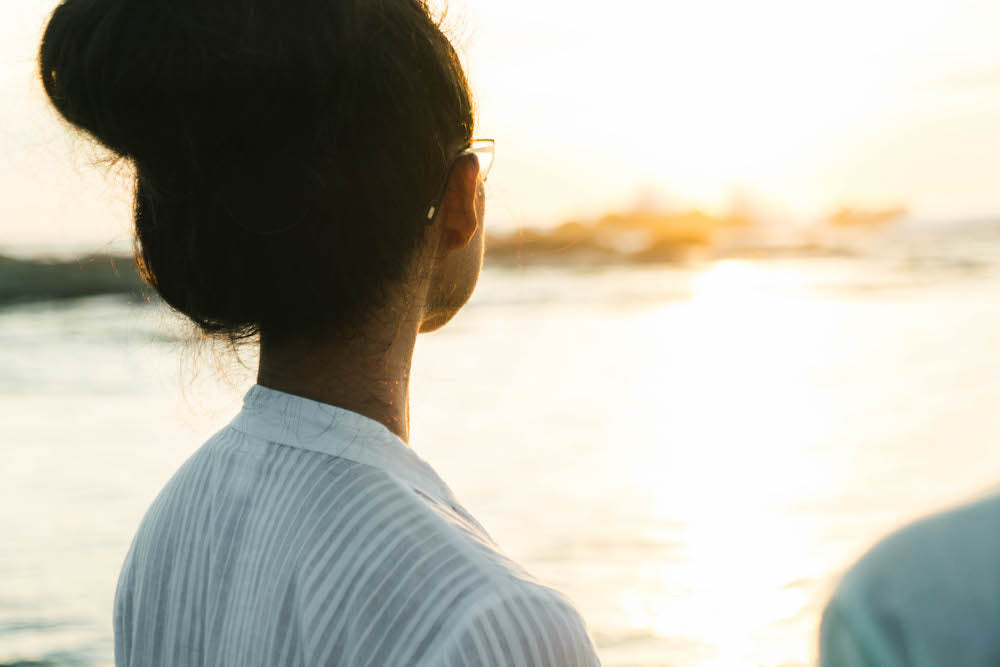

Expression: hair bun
xmin=40 ymin=0 xmax=140 ymax=158
xmin=40 ymin=0 xmax=320 ymax=180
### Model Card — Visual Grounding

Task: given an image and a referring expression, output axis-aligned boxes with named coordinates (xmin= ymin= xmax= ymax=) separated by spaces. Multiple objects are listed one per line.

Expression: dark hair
xmin=39 ymin=0 xmax=474 ymax=340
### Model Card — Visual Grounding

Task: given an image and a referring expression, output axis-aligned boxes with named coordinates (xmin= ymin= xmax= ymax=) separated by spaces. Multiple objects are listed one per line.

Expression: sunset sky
xmin=2 ymin=0 xmax=999 ymax=248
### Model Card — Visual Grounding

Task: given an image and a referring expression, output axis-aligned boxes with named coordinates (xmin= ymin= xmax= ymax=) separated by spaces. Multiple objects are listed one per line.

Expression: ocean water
xmin=5 ymin=221 xmax=1000 ymax=666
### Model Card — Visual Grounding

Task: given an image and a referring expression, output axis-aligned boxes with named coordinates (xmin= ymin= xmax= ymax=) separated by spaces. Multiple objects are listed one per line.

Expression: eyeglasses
xmin=425 ymin=138 xmax=495 ymax=224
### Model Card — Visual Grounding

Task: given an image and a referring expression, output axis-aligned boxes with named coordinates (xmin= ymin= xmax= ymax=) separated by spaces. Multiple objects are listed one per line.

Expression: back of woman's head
xmin=39 ymin=0 xmax=474 ymax=340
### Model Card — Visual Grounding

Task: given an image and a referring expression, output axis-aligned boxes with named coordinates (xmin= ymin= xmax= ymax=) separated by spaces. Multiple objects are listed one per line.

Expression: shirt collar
xmin=228 ymin=383 xmax=457 ymax=507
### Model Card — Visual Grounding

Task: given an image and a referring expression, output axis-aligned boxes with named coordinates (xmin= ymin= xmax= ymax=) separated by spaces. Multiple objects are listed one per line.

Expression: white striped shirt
xmin=114 ymin=384 xmax=601 ymax=666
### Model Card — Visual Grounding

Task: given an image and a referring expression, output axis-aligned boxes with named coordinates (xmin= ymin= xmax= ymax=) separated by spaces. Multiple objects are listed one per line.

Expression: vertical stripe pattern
xmin=114 ymin=384 xmax=601 ymax=666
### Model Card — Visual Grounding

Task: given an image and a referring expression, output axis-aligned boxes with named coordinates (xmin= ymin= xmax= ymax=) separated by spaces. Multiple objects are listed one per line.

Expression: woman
xmin=39 ymin=0 xmax=601 ymax=664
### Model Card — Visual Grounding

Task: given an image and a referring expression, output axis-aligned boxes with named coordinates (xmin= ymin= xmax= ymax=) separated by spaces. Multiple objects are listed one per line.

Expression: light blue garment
xmin=114 ymin=384 xmax=601 ymax=666
xmin=820 ymin=491 xmax=1000 ymax=666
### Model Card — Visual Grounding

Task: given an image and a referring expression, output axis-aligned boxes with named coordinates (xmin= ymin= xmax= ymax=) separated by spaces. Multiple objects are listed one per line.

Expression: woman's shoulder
xmin=411 ymin=578 xmax=602 ymax=666
xmin=278 ymin=461 xmax=602 ymax=664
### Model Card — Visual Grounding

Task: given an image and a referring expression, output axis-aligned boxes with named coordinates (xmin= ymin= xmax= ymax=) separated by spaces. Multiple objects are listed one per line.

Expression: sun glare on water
xmin=611 ymin=260 xmax=843 ymax=664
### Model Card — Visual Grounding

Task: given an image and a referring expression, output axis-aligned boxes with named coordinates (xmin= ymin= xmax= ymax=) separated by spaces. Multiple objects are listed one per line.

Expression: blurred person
xmin=38 ymin=0 xmax=600 ymax=664
xmin=820 ymin=491 xmax=1000 ymax=665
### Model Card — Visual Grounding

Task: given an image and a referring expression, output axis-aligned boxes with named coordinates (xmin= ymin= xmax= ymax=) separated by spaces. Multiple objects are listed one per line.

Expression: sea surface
xmin=5 ymin=219 xmax=1000 ymax=666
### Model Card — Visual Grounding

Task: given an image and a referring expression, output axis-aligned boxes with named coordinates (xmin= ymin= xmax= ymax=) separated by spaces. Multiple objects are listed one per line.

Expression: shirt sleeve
xmin=419 ymin=589 xmax=602 ymax=667
xmin=819 ymin=597 xmax=872 ymax=667
xmin=819 ymin=595 xmax=904 ymax=667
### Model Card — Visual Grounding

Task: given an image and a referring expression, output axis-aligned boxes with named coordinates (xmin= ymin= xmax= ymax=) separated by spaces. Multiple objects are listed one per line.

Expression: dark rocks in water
xmin=485 ymin=230 xmax=623 ymax=266
xmin=827 ymin=206 xmax=907 ymax=228
xmin=485 ymin=210 xmax=746 ymax=267
xmin=0 ymin=254 xmax=150 ymax=307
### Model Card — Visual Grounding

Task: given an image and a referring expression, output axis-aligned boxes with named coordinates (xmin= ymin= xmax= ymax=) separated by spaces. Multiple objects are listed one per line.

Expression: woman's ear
xmin=436 ymin=155 xmax=481 ymax=254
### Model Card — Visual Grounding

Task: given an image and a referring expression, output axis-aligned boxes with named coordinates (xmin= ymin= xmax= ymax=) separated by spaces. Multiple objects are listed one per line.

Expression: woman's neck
xmin=256 ymin=315 xmax=419 ymax=445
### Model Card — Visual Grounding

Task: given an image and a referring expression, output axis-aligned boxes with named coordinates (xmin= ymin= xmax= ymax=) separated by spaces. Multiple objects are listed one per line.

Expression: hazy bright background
xmin=3 ymin=0 xmax=1000 ymax=246
xmin=3 ymin=1 xmax=1000 ymax=666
